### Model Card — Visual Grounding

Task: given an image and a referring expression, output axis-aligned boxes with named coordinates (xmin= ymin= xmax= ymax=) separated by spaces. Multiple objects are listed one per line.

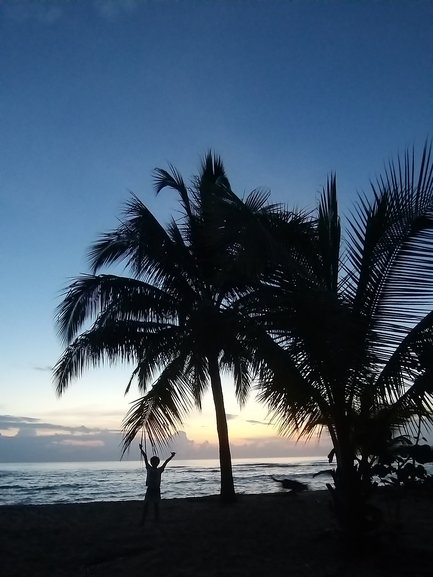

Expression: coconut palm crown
xmin=255 ymin=142 xmax=433 ymax=528
xmin=53 ymin=152 xmax=308 ymax=502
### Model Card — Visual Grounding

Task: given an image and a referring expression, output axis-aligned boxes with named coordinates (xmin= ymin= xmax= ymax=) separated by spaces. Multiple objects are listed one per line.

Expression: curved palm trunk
xmin=208 ymin=354 xmax=236 ymax=503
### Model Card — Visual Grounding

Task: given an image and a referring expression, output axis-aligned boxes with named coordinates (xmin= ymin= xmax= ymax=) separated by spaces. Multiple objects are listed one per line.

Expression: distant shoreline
xmin=2 ymin=490 xmax=433 ymax=576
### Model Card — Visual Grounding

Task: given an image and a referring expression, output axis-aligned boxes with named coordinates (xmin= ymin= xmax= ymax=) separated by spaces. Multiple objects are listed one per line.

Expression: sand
xmin=1 ymin=490 xmax=433 ymax=577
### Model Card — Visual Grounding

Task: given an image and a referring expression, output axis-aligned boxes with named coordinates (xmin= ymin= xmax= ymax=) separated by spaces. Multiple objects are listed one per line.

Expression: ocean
xmin=0 ymin=456 xmax=330 ymax=506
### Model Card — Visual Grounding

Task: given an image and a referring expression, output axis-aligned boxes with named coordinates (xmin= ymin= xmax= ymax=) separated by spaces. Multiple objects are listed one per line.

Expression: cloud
xmin=0 ymin=415 xmax=40 ymax=426
xmin=0 ymin=413 xmax=333 ymax=462
xmin=0 ymin=414 xmax=117 ymax=435
xmin=57 ymin=439 xmax=105 ymax=448
xmin=231 ymin=435 xmax=333 ymax=459
xmin=245 ymin=419 xmax=271 ymax=426
xmin=0 ymin=422 xmax=123 ymax=462
xmin=15 ymin=426 xmax=37 ymax=437
xmin=168 ymin=431 xmax=218 ymax=459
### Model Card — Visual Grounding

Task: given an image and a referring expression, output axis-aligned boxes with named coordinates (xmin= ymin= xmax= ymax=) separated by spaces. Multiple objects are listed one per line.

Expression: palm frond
xmin=349 ymin=142 xmax=433 ymax=313
xmin=55 ymin=274 xmax=177 ymax=345
xmin=89 ymin=194 xmax=163 ymax=271
xmin=55 ymin=305 xmax=184 ymax=396
xmin=198 ymin=150 xmax=231 ymax=192
xmin=375 ymin=310 xmax=433 ymax=403
xmin=53 ymin=323 xmax=142 ymax=395
xmin=122 ymin=356 xmax=197 ymax=451
xmin=88 ymin=195 xmax=194 ymax=294
xmin=243 ymin=188 xmax=271 ymax=212
xmin=253 ymin=325 xmax=330 ymax=415
xmin=153 ymin=163 xmax=193 ymax=218
xmin=257 ymin=362 xmax=326 ymax=438
xmin=317 ymin=174 xmax=340 ymax=293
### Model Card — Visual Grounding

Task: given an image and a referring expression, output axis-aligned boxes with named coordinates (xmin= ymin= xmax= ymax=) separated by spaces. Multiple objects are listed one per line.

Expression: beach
xmin=2 ymin=490 xmax=433 ymax=577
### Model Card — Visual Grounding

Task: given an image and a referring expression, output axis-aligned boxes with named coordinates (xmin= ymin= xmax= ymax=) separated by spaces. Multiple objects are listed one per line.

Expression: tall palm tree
xmin=53 ymin=152 xmax=308 ymax=502
xmin=255 ymin=143 xmax=433 ymax=530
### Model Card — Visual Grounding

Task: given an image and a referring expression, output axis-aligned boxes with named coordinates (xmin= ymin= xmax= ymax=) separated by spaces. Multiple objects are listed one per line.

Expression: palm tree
xmin=255 ymin=143 xmax=433 ymax=531
xmin=53 ymin=152 xmax=308 ymax=502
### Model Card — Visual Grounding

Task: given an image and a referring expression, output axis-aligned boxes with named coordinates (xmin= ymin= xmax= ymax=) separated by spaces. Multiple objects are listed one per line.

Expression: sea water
xmin=0 ymin=457 xmax=330 ymax=506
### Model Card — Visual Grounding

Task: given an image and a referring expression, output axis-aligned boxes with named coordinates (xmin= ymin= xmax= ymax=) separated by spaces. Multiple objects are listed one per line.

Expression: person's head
xmin=150 ymin=456 xmax=160 ymax=468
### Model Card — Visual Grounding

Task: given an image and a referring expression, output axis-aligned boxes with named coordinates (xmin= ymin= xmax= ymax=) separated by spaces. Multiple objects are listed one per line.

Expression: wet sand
xmin=2 ymin=490 xmax=433 ymax=577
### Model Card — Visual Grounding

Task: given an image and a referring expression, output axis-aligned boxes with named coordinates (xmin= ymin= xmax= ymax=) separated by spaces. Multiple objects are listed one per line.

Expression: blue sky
xmin=1 ymin=0 xmax=432 ymax=461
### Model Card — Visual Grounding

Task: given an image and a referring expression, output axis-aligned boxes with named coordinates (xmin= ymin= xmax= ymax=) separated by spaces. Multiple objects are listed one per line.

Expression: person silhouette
xmin=139 ymin=443 xmax=175 ymax=524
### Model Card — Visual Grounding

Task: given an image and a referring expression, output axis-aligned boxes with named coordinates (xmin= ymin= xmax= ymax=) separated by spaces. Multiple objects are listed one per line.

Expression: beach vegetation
xmin=371 ymin=434 xmax=433 ymax=489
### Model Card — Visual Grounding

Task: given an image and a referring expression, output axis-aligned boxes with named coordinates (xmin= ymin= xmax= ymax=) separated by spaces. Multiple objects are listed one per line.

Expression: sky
xmin=1 ymin=0 xmax=432 ymax=462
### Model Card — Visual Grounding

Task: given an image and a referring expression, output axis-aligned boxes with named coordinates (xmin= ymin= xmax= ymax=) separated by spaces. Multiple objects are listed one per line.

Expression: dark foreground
xmin=1 ymin=490 xmax=433 ymax=577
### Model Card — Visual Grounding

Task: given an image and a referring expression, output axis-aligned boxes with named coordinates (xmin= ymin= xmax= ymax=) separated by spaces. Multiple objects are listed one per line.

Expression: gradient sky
xmin=1 ymin=0 xmax=432 ymax=462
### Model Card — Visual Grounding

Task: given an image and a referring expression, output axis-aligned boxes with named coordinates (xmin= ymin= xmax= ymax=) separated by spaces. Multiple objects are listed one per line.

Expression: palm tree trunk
xmin=333 ymin=421 xmax=373 ymax=537
xmin=334 ymin=442 xmax=360 ymax=531
xmin=208 ymin=354 xmax=236 ymax=503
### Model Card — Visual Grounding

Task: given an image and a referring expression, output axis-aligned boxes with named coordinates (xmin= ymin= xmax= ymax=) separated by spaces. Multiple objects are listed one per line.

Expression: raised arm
xmin=161 ymin=452 xmax=176 ymax=470
xmin=139 ymin=443 xmax=149 ymax=467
